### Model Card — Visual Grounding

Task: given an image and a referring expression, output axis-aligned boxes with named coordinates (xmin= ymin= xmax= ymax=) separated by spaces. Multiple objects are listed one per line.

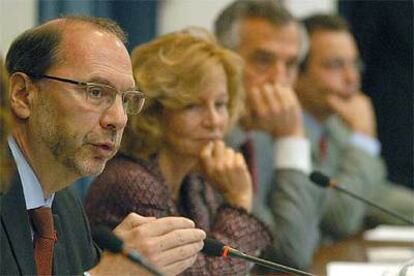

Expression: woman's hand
xmin=199 ymin=140 xmax=253 ymax=212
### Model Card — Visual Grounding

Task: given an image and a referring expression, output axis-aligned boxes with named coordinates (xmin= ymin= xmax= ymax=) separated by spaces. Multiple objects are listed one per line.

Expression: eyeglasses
xmin=32 ymin=74 xmax=145 ymax=115
xmin=321 ymin=58 xmax=364 ymax=73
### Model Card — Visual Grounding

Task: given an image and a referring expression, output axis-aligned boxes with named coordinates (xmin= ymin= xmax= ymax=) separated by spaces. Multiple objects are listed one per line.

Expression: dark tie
xmin=240 ymin=137 xmax=259 ymax=194
xmin=29 ymin=207 xmax=57 ymax=276
xmin=318 ymin=133 xmax=328 ymax=163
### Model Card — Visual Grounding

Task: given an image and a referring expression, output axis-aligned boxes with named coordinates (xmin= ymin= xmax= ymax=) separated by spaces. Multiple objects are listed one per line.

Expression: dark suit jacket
xmin=1 ymin=156 xmax=100 ymax=275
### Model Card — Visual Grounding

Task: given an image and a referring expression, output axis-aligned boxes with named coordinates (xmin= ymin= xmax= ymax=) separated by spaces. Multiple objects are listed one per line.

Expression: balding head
xmin=6 ymin=16 xmax=127 ymax=79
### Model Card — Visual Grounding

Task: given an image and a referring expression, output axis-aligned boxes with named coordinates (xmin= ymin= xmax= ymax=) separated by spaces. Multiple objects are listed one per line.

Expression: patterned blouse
xmin=84 ymin=154 xmax=271 ymax=275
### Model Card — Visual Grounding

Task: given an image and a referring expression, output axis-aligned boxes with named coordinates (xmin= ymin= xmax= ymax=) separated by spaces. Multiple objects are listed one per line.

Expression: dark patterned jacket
xmin=85 ymin=154 xmax=271 ymax=275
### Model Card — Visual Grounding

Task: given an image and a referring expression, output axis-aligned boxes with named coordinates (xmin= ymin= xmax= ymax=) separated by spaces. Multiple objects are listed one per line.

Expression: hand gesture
xmin=242 ymin=82 xmax=304 ymax=138
xmin=91 ymin=213 xmax=206 ymax=276
xmin=328 ymin=93 xmax=377 ymax=137
xmin=199 ymin=140 xmax=253 ymax=212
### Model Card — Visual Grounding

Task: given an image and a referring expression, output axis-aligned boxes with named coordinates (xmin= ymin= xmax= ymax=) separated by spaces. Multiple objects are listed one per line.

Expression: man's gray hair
xmin=214 ymin=0 xmax=308 ymax=62
xmin=214 ymin=0 xmax=295 ymax=50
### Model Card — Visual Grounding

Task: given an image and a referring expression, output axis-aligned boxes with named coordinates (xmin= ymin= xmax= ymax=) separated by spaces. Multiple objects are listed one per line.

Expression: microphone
xmin=310 ymin=171 xmax=414 ymax=225
xmin=202 ymin=238 xmax=316 ymax=276
xmin=92 ymin=226 xmax=163 ymax=276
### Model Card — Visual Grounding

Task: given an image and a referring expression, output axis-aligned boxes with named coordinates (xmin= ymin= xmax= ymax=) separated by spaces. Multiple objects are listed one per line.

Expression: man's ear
xmin=9 ymin=72 xmax=38 ymax=119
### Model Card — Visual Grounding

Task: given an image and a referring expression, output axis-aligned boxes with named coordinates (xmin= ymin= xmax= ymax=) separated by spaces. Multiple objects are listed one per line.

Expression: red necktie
xmin=240 ymin=137 xmax=259 ymax=194
xmin=29 ymin=207 xmax=57 ymax=276
xmin=319 ymin=134 xmax=328 ymax=163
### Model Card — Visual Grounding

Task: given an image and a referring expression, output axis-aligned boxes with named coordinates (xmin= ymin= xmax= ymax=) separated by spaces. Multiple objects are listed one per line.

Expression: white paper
xmin=367 ymin=247 xmax=414 ymax=263
xmin=327 ymin=262 xmax=400 ymax=276
xmin=364 ymin=225 xmax=414 ymax=242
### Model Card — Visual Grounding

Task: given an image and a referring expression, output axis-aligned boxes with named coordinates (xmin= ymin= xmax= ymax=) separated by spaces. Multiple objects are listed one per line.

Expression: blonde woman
xmin=85 ymin=28 xmax=271 ymax=275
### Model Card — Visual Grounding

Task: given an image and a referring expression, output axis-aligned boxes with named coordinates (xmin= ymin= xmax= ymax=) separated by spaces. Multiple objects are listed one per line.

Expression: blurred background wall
xmin=0 ymin=0 xmax=334 ymax=55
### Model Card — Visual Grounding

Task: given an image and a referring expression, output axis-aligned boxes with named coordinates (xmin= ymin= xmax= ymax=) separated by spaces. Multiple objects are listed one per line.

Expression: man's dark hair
xmin=300 ymin=14 xmax=351 ymax=72
xmin=302 ymin=13 xmax=350 ymax=35
xmin=214 ymin=0 xmax=296 ymax=50
xmin=6 ymin=15 xmax=127 ymax=78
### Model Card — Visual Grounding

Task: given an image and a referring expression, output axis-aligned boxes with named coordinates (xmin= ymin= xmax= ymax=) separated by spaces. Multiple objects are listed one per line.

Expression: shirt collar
xmin=8 ymin=136 xmax=54 ymax=210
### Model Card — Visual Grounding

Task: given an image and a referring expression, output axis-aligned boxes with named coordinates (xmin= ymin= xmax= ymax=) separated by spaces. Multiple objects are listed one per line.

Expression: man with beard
xmin=1 ymin=16 xmax=205 ymax=275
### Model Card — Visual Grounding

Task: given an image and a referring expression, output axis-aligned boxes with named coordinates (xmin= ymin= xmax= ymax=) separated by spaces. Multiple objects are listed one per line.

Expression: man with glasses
xmin=25 ymin=74 xmax=146 ymax=115
xmin=1 ymin=16 xmax=205 ymax=275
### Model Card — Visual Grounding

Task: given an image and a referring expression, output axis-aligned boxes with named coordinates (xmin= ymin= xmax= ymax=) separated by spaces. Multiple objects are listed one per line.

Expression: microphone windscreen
xmin=92 ymin=226 xmax=123 ymax=254
xmin=309 ymin=171 xmax=331 ymax=188
xmin=202 ymin=238 xmax=225 ymax=256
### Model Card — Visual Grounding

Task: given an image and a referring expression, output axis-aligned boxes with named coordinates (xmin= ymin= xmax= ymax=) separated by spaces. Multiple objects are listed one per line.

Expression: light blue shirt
xmin=8 ymin=136 xmax=54 ymax=210
xmin=303 ymin=112 xmax=381 ymax=157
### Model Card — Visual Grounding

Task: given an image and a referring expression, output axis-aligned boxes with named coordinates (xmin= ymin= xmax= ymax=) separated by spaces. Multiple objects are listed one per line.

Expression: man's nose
xmin=100 ymin=95 xmax=128 ymax=131
xmin=344 ymin=64 xmax=359 ymax=86
xmin=268 ymin=61 xmax=288 ymax=84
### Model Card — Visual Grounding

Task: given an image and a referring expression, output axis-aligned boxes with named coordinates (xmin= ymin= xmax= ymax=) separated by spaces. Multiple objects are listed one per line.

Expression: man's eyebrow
xmin=87 ymin=76 xmax=113 ymax=86
xmin=87 ymin=76 xmax=138 ymax=91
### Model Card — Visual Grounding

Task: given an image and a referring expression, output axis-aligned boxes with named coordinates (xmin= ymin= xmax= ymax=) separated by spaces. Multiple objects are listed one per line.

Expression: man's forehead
xmin=309 ymin=31 xmax=357 ymax=58
xmin=58 ymin=25 xmax=128 ymax=64
xmin=48 ymin=24 xmax=133 ymax=88
xmin=241 ymin=18 xmax=299 ymax=37
xmin=240 ymin=19 xmax=300 ymax=50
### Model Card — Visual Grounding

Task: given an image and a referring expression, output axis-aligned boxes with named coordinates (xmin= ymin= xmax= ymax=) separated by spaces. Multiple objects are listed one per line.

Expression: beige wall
xmin=0 ymin=0 xmax=37 ymax=57
xmin=158 ymin=0 xmax=336 ymax=35
xmin=0 ymin=0 xmax=336 ymax=56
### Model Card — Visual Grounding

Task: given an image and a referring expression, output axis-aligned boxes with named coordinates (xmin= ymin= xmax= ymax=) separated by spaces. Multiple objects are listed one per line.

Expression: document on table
xmin=367 ymin=247 xmax=414 ymax=263
xmin=327 ymin=262 xmax=400 ymax=276
xmin=364 ymin=225 xmax=414 ymax=242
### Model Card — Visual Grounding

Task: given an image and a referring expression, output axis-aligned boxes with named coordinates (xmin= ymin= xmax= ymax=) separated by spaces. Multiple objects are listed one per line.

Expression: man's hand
xmin=327 ymin=93 xmax=377 ymax=137
xmin=242 ymin=82 xmax=305 ymax=138
xmin=90 ymin=214 xmax=206 ymax=276
xmin=200 ymin=140 xmax=253 ymax=212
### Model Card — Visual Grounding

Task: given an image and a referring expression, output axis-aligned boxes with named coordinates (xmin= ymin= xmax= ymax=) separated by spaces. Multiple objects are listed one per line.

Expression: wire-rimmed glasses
xmin=30 ymin=74 xmax=145 ymax=115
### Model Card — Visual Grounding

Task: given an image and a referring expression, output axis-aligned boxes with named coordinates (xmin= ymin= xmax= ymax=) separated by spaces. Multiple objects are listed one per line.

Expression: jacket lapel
xmin=1 ymin=170 xmax=37 ymax=275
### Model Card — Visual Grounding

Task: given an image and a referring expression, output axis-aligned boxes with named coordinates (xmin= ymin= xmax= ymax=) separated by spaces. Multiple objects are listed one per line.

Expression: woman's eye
xmin=183 ymin=103 xmax=200 ymax=110
xmin=215 ymin=101 xmax=228 ymax=109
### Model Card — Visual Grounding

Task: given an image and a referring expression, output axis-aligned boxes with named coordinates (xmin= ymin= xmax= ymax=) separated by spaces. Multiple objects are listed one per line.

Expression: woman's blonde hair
xmin=122 ymin=27 xmax=244 ymax=158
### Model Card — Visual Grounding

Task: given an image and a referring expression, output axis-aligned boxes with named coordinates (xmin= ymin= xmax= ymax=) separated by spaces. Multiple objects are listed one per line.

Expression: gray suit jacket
xmin=228 ymin=115 xmax=414 ymax=270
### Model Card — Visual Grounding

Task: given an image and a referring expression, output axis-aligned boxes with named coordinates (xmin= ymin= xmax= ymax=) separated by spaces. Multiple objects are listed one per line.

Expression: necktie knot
xmin=319 ymin=132 xmax=328 ymax=163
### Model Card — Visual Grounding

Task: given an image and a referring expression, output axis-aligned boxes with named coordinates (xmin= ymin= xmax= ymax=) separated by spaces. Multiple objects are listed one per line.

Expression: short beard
xmin=35 ymin=96 xmax=109 ymax=178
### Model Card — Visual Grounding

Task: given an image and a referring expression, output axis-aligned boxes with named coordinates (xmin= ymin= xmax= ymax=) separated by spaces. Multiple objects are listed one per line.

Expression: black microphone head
xmin=202 ymin=238 xmax=225 ymax=257
xmin=310 ymin=171 xmax=331 ymax=188
xmin=92 ymin=226 xmax=123 ymax=254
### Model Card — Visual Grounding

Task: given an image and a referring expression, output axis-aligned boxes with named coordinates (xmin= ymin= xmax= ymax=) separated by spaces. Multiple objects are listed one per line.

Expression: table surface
xmin=310 ymin=233 xmax=414 ymax=276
